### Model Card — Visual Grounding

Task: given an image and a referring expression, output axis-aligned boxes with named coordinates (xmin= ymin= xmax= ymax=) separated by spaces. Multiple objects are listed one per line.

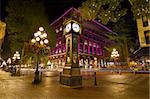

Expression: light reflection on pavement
xmin=0 ymin=70 xmax=149 ymax=99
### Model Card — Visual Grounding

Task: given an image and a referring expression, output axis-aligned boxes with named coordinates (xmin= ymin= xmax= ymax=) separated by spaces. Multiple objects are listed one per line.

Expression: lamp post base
xmin=33 ymin=70 xmax=41 ymax=84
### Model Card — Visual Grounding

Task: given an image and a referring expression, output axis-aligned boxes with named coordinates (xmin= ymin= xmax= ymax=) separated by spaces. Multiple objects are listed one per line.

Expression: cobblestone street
xmin=0 ymin=70 xmax=149 ymax=99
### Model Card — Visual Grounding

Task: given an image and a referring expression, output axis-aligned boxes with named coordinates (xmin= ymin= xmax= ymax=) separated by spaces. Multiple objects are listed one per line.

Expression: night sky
xmin=44 ymin=0 xmax=85 ymax=23
xmin=1 ymin=0 xmax=138 ymax=44
xmin=0 ymin=0 xmax=85 ymax=22
xmin=1 ymin=0 xmax=7 ymax=21
xmin=1 ymin=0 xmax=135 ymax=25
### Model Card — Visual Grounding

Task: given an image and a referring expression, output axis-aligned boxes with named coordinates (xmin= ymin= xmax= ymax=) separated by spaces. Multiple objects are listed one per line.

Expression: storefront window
xmin=80 ymin=44 xmax=83 ymax=53
xmin=90 ymin=46 xmax=92 ymax=54
xmin=142 ymin=17 xmax=148 ymax=27
xmin=85 ymin=45 xmax=88 ymax=53
xmin=144 ymin=30 xmax=150 ymax=44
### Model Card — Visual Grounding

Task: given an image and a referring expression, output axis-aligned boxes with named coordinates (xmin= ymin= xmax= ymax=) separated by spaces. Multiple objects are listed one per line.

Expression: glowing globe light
xmin=40 ymin=40 xmax=44 ymax=45
xmin=17 ymin=57 xmax=20 ymax=59
xmin=14 ymin=54 xmax=17 ymax=57
xmin=37 ymin=31 xmax=41 ymax=36
xmin=44 ymin=39 xmax=48 ymax=44
xmin=39 ymin=34 xmax=44 ymax=38
xmin=36 ymin=37 xmax=40 ymax=41
xmin=12 ymin=56 xmax=16 ymax=60
xmin=43 ymin=33 xmax=47 ymax=37
xmin=13 ymin=51 xmax=20 ymax=60
xmin=111 ymin=48 xmax=119 ymax=58
xmin=39 ymin=27 xmax=44 ymax=31
xmin=59 ymin=27 xmax=62 ymax=31
xmin=31 ymin=39 xmax=36 ymax=43
xmin=34 ymin=33 xmax=38 ymax=37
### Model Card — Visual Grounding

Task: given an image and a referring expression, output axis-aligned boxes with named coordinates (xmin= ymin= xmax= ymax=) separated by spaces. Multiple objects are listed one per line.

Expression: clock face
xmin=65 ymin=23 xmax=71 ymax=33
xmin=72 ymin=23 xmax=80 ymax=32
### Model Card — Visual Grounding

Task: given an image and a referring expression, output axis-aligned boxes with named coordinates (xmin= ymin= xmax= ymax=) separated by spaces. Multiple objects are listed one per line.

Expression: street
xmin=0 ymin=70 xmax=149 ymax=99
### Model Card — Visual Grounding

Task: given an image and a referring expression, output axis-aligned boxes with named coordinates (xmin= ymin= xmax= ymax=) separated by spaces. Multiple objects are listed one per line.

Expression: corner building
xmin=136 ymin=17 xmax=150 ymax=47
xmin=49 ymin=7 xmax=114 ymax=69
xmin=132 ymin=17 xmax=150 ymax=62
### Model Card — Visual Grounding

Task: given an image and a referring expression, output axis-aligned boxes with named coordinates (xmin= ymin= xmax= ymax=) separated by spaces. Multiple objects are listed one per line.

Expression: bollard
xmin=119 ymin=70 xmax=121 ymax=75
xmin=133 ymin=71 xmax=136 ymax=75
xmin=40 ymin=72 xmax=42 ymax=82
xmin=60 ymin=72 xmax=62 ymax=83
xmin=94 ymin=72 xmax=97 ymax=86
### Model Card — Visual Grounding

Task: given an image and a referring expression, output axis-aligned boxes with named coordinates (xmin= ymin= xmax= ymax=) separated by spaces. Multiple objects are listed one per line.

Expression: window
xmin=143 ymin=21 xmax=148 ymax=27
xmin=63 ymin=46 xmax=66 ymax=52
xmin=56 ymin=43 xmax=58 ymax=47
xmin=99 ymin=49 xmax=102 ymax=56
xmin=95 ymin=36 xmax=98 ymax=41
xmin=144 ymin=30 xmax=150 ymax=44
xmin=80 ymin=44 xmax=83 ymax=53
xmin=93 ymin=35 xmax=95 ymax=40
xmin=59 ymin=41 xmax=61 ymax=44
xmin=89 ymin=34 xmax=92 ymax=38
xmin=59 ymin=49 xmax=62 ymax=53
xmin=55 ymin=29 xmax=59 ymax=33
xmin=97 ymin=49 xmax=100 ymax=55
xmin=80 ymin=39 xmax=84 ymax=44
xmin=94 ymin=47 xmax=96 ymax=54
xmin=142 ymin=17 xmax=148 ymax=27
xmin=84 ymin=41 xmax=88 ymax=45
xmin=90 ymin=46 xmax=92 ymax=54
xmin=85 ymin=45 xmax=88 ymax=53
xmin=85 ymin=33 xmax=88 ymax=37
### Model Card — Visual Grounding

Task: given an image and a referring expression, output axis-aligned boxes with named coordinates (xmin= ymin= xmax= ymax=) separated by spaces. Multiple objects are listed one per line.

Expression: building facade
xmin=131 ymin=17 xmax=150 ymax=65
xmin=49 ymin=7 xmax=114 ymax=69
xmin=136 ymin=17 xmax=150 ymax=47
xmin=0 ymin=21 xmax=6 ymax=56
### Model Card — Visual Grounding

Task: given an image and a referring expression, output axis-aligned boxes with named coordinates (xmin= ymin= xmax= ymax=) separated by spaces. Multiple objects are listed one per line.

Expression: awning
xmin=131 ymin=46 xmax=150 ymax=59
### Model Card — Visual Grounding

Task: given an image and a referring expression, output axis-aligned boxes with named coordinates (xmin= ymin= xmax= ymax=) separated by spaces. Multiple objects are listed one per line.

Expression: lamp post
xmin=31 ymin=27 xmax=49 ymax=84
xmin=7 ymin=58 xmax=11 ymax=66
xmin=111 ymin=48 xmax=119 ymax=68
xmin=12 ymin=51 xmax=20 ymax=75
xmin=7 ymin=58 xmax=11 ymax=71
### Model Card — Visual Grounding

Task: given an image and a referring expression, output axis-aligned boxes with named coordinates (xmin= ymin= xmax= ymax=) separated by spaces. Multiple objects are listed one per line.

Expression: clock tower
xmin=60 ymin=19 xmax=82 ymax=88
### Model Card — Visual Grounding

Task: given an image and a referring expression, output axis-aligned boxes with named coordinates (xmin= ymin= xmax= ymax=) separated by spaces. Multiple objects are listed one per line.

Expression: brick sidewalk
xmin=0 ymin=70 xmax=149 ymax=99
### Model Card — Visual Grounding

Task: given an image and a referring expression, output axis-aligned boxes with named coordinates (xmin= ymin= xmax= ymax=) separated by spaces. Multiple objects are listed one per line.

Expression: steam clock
xmin=60 ymin=19 xmax=82 ymax=88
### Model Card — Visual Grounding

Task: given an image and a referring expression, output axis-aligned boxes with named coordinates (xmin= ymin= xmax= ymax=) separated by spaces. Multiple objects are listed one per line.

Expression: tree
xmin=22 ymin=42 xmax=50 ymax=67
xmin=129 ymin=0 xmax=150 ymax=19
xmin=79 ymin=0 xmax=127 ymax=24
xmin=106 ymin=17 xmax=136 ymax=66
xmin=80 ymin=0 xmax=141 ymax=66
xmin=5 ymin=0 xmax=56 ymax=57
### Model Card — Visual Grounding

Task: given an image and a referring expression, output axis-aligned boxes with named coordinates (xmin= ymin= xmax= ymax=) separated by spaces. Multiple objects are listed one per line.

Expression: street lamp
xmin=31 ymin=27 xmax=49 ymax=84
xmin=12 ymin=51 xmax=20 ymax=60
xmin=111 ymin=48 xmax=119 ymax=67
xmin=7 ymin=58 xmax=11 ymax=65
xmin=12 ymin=51 xmax=20 ymax=75
xmin=7 ymin=58 xmax=12 ymax=70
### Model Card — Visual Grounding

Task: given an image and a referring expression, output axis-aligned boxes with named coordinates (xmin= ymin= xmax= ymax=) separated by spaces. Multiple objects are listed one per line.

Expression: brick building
xmin=49 ymin=7 xmax=114 ymax=68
